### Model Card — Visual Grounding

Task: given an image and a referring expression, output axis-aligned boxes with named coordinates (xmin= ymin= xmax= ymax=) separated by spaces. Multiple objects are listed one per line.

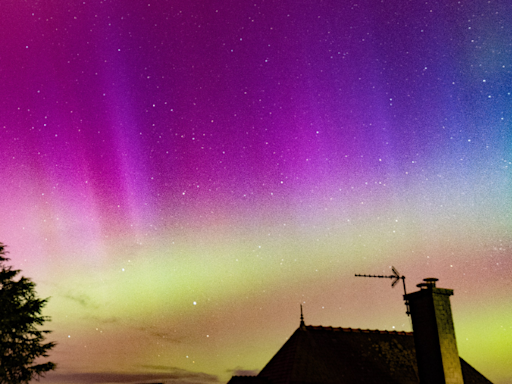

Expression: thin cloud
xmin=39 ymin=368 xmax=219 ymax=384
xmin=226 ymin=367 xmax=259 ymax=376
xmin=140 ymin=365 xmax=185 ymax=372
xmin=132 ymin=326 xmax=185 ymax=344
xmin=61 ymin=292 xmax=99 ymax=309
xmin=81 ymin=314 xmax=121 ymax=325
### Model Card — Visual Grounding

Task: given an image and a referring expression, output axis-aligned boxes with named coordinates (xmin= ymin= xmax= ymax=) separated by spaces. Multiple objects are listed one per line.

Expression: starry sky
xmin=1 ymin=0 xmax=511 ymax=383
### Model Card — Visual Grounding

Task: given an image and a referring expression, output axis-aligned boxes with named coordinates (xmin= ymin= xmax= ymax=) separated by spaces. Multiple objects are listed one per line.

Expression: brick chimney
xmin=404 ymin=278 xmax=464 ymax=384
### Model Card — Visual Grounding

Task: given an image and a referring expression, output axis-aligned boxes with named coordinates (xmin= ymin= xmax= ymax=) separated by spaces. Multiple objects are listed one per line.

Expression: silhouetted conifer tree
xmin=0 ymin=243 xmax=56 ymax=383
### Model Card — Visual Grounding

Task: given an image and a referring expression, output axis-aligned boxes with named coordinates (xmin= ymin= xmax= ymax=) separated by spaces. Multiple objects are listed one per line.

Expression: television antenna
xmin=355 ymin=266 xmax=410 ymax=316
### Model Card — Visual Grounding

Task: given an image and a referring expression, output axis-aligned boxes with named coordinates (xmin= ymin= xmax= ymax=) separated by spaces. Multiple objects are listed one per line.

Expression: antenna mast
xmin=355 ymin=266 xmax=410 ymax=316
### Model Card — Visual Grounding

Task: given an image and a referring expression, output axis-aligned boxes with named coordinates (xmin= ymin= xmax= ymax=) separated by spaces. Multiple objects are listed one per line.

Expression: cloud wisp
xmin=39 ymin=367 xmax=219 ymax=384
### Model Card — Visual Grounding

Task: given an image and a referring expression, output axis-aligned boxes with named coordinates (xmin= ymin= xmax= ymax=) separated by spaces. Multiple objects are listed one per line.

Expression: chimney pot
xmin=423 ymin=277 xmax=438 ymax=287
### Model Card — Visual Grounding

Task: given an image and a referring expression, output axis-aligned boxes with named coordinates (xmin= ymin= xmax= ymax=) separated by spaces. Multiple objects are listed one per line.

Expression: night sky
xmin=1 ymin=0 xmax=511 ymax=383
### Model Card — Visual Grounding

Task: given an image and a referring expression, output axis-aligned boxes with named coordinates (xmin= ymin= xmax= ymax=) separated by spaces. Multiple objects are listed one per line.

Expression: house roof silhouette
xmin=229 ymin=325 xmax=492 ymax=384
xmin=228 ymin=278 xmax=493 ymax=384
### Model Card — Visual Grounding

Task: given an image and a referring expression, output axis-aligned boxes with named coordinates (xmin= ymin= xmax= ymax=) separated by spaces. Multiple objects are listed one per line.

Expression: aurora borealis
xmin=1 ymin=0 xmax=511 ymax=383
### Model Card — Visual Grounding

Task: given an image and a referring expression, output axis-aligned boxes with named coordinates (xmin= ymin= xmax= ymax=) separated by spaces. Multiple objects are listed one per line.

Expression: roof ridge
xmin=305 ymin=324 xmax=413 ymax=335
